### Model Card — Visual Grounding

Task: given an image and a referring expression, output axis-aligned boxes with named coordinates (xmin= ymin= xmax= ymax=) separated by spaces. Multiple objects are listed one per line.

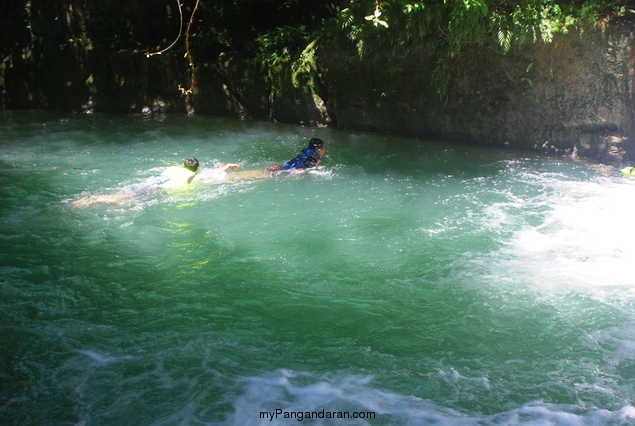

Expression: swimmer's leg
xmin=72 ymin=193 xmax=127 ymax=208
xmin=225 ymin=170 xmax=271 ymax=181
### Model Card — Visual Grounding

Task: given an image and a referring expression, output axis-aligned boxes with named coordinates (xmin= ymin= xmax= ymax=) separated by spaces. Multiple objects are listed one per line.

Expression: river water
xmin=1 ymin=110 xmax=634 ymax=425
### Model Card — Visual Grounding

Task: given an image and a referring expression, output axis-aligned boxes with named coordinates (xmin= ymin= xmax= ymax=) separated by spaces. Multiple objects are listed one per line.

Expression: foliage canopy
xmin=250 ymin=0 xmax=632 ymax=99
xmin=1 ymin=0 xmax=632 ymax=108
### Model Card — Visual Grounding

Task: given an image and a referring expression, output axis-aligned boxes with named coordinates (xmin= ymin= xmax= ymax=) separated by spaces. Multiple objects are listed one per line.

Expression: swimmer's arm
xmin=218 ymin=163 xmax=240 ymax=172
xmin=193 ymin=163 xmax=239 ymax=183
xmin=197 ymin=163 xmax=239 ymax=177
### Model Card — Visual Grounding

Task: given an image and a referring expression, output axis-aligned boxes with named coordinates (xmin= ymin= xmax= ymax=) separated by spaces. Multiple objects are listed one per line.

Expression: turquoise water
xmin=1 ymin=110 xmax=635 ymax=425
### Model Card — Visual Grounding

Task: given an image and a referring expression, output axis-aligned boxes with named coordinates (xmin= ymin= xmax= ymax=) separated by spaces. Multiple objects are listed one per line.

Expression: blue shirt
xmin=280 ymin=148 xmax=321 ymax=170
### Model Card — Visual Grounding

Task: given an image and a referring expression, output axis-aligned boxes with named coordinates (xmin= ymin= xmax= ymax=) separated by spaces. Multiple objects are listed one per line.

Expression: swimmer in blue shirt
xmin=267 ymin=138 xmax=325 ymax=172
xmin=208 ymin=138 xmax=326 ymax=182
xmin=196 ymin=138 xmax=326 ymax=183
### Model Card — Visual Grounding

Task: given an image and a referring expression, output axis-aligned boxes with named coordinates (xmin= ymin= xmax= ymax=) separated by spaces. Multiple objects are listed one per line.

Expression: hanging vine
xmin=144 ymin=0 xmax=201 ymax=110
xmin=145 ymin=0 xmax=184 ymax=58
xmin=178 ymin=0 xmax=201 ymax=102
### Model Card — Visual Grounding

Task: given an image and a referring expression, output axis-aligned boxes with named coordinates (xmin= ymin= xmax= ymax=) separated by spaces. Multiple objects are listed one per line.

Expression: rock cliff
xmin=314 ymin=18 xmax=635 ymax=164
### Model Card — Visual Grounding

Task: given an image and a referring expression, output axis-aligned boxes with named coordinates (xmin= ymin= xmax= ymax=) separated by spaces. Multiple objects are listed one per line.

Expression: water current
xmin=1 ymin=111 xmax=635 ymax=425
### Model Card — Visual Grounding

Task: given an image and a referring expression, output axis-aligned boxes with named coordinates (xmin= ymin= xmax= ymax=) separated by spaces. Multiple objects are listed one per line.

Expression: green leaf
xmin=479 ymin=3 xmax=488 ymax=16
xmin=497 ymin=29 xmax=511 ymax=54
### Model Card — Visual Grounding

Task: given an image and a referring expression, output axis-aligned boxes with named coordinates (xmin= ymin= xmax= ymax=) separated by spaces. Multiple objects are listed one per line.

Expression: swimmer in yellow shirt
xmin=71 ymin=158 xmax=239 ymax=208
xmin=154 ymin=157 xmax=201 ymax=188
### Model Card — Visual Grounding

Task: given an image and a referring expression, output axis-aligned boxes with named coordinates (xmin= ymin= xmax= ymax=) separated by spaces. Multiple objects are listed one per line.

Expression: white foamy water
xmin=500 ymin=174 xmax=635 ymax=299
xmin=222 ymin=369 xmax=635 ymax=426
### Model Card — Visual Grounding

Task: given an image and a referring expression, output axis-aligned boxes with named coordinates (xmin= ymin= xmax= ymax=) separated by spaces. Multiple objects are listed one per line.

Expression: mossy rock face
xmin=316 ymin=20 xmax=635 ymax=164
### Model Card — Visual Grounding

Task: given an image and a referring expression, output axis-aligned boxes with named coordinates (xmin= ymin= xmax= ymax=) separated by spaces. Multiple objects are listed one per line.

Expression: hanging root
xmin=182 ymin=0 xmax=201 ymax=98
xmin=145 ymin=0 xmax=183 ymax=58
xmin=144 ymin=0 xmax=201 ymax=111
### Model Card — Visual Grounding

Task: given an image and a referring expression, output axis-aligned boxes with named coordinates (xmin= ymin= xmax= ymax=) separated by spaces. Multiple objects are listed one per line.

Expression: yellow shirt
xmin=158 ymin=166 xmax=197 ymax=188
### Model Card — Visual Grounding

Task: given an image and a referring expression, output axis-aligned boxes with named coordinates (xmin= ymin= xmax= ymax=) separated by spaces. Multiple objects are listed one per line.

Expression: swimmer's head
xmin=184 ymin=157 xmax=199 ymax=172
xmin=309 ymin=138 xmax=325 ymax=158
xmin=308 ymin=138 xmax=324 ymax=151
